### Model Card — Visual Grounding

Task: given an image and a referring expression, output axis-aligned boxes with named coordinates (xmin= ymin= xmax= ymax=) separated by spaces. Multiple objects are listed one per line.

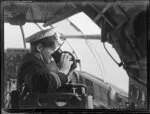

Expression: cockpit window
xmin=4 ymin=23 xmax=24 ymax=49
xmin=4 ymin=12 xmax=129 ymax=93
xmin=52 ymin=12 xmax=129 ymax=93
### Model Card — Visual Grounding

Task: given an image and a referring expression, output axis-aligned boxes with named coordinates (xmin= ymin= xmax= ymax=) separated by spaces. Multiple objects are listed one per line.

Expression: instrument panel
xmin=4 ymin=48 xmax=29 ymax=108
xmin=128 ymin=78 xmax=147 ymax=109
xmin=5 ymin=48 xmax=29 ymax=79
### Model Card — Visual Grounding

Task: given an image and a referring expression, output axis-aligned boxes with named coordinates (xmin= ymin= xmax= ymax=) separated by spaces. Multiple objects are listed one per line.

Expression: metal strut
xmin=20 ymin=25 xmax=26 ymax=49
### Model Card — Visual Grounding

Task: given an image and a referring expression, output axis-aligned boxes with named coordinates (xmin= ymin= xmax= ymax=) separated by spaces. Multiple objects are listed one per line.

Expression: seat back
xmin=5 ymin=49 xmax=87 ymax=109
xmin=10 ymin=90 xmax=19 ymax=109
xmin=35 ymin=93 xmax=86 ymax=109
xmin=4 ymin=48 xmax=29 ymax=108
xmin=19 ymin=84 xmax=87 ymax=109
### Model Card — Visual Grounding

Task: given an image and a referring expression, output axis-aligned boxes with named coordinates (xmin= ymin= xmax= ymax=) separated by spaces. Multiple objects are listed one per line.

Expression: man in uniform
xmin=17 ymin=28 xmax=73 ymax=95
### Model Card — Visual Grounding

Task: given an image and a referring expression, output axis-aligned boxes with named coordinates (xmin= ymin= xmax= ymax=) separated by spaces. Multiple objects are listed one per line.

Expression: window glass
xmin=88 ymin=40 xmax=129 ymax=92
xmin=4 ymin=23 xmax=24 ymax=49
xmin=4 ymin=12 xmax=129 ymax=93
xmin=68 ymin=12 xmax=101 ymax=35
xmin=52 ymin=19 xmax=82 ymax=35
xmin=53 ymin=18 xmax=104 ymax=80
xmin=67 ymin=39 xmax=104 ymax=79
xmin=4 ymin=23 xmax=50 ymax=49
xmin=55 ymin=12 xmax=129 ymax=93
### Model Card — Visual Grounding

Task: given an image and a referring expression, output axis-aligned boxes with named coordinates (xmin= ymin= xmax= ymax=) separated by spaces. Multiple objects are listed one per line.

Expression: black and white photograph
xmin=1 ymin=0 xmax=149 ymax=113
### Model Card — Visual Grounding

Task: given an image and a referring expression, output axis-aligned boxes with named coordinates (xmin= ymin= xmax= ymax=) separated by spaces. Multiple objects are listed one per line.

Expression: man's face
xmin=41 ymin=46 xmax=55 ymax=64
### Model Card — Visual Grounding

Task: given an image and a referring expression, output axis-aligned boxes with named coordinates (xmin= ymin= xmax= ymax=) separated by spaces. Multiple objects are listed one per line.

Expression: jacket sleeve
xmin=48 ymin=71 xmax=69 ymax=89
xmin=22 ymin=64 xmax=49 ymax=93
xmin=23 ymin=64 xmax=69 ymax=93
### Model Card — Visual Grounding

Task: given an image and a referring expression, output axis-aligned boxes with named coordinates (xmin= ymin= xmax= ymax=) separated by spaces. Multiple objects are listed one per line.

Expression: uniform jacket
xmin=17 ymin=53 xmax=68 ymax=93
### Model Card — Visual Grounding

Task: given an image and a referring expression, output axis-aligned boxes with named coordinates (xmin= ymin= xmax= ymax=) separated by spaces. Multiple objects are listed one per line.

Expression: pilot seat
xmin=5 ymin=48 xmax=87 ymax=109
xmin=11 ymin=84 xmax=87 ymax=109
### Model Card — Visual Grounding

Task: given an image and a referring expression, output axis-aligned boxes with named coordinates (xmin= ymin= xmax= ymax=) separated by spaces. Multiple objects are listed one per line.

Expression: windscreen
xmin=4 ymin=12 xmax=129 ymax=93
xmin=52 ymin=12 xmax=129 ymax=93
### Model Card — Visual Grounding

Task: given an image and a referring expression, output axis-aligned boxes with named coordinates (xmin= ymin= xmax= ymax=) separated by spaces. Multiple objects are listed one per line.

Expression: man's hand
xmin=59 ymin=53 xmax=73 ymax=75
